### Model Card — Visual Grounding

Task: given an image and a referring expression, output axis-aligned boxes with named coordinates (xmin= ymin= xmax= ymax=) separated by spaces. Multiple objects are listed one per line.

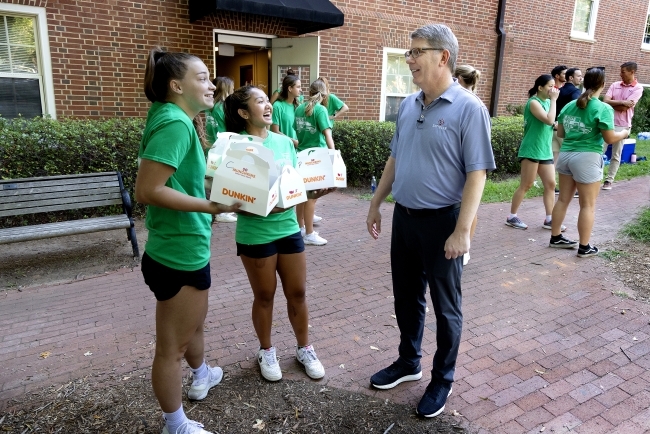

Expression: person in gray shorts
xmin=550 ymin=68 xmax=629 ymax=257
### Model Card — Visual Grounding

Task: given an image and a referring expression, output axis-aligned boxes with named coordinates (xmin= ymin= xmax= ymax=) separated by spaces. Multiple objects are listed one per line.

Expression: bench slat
xmin=0 ymin=196 xmax=124 ymax=217
xmin=0 ymin=180 xmax=121 ymax=200
xmin=0 ymin=215 xmax=131 ymax=244
xmin=0 ymin=172 xmax=119 ymax=184
xmin=0 ymin=187 xmax=122 ymax=208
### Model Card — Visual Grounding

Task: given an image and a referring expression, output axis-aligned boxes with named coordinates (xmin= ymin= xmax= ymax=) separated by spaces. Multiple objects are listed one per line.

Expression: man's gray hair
xmin=411 ymin=24 xmax=458 ymax=73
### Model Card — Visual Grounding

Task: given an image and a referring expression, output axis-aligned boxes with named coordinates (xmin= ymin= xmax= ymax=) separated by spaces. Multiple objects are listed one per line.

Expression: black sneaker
xmin=577 ymin=244 xmax=599 ymax=257
xmin=370 ymin=362 xmax=422 ymax=390
xmin=416 ymin=382 xmax=453 ymax=418
xmin=549 ymin=234 xmax=578 ymax=249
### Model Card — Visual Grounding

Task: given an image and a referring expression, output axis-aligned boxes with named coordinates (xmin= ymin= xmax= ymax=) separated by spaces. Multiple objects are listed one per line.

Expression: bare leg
xmin=575 ymin=181 xmax=601 ymax=245
xmin=551 ymin=174 xmax=576 ymax=236
xmin=240 ymin=255 xmax=279 ymax=349
xmin=296 ymin=203 xmax=305 ymax=229
xmin=151 ymin=286 xmax=209 ymax=412
xmin=537 ymin=163 xmax=557 ymax=216
xmin=277 ymin=252 xmax=309 ymax=346
xmin=304 ymin=198 xmax=316 ymax=234
xmin=510 ymin=159 xmax=539 ymax=214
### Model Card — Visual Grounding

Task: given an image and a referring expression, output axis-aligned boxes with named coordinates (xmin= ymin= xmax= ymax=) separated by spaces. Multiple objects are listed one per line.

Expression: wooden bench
xmin=0 ymin=171 xmax=139 ymax=258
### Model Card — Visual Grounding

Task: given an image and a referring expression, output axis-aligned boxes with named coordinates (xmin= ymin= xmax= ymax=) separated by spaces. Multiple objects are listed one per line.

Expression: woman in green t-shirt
xmin=135 ymin=47 xmax=240 ymax=434
xmin=294 ymin=79 xmax=336 ymax=246
xmin=269 ymin=68 xmax=297 ymax=104
xmin=205 ymin=76 xmax=238 ymax=224
xmin=549 ymin=68 xmax=630 ymax=257
xmin=506 ymin=74 xmax=560 ymax=232
xmin=318 ymin=76 xmax=349 ymax=127
xmin=270 ymin=74 xmax=301 ymax=148
xmin=224 ymin=85 xmax=333 ymax=383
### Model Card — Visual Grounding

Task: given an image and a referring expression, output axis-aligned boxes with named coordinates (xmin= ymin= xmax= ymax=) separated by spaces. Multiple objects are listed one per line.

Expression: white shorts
xmin=555 ymin=152 xmax=604 ymax=184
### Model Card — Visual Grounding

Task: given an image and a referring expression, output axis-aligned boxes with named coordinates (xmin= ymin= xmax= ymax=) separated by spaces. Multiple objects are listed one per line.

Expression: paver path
xmin=2 ymin=177 xmax=649 ymax=433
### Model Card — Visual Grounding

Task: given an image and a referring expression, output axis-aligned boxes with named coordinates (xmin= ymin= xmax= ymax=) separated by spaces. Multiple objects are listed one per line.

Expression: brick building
xmin=0 ymin=0 xmax=648 ymax=121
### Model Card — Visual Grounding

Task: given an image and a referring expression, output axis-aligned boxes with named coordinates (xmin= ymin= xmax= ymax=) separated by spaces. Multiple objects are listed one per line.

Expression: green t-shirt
xmin=205 ymin=101 xmax=226 ymax=144
xmin=139 ymin=102 xmax=212 ymax=271
xmin=558 ymin=98 xmax=614 ymax=153
xmin=294 ymin=103 xmax=330 ymax=152
xmin=518 ymin=96 xmax=553 ymax=160
xmin=235 ymin=131 xmax=300 ymax=245
xmin=327 ymin=93 xmax=345 ymax=127
xmin=272 ymin=99 xmax=298 ymax=140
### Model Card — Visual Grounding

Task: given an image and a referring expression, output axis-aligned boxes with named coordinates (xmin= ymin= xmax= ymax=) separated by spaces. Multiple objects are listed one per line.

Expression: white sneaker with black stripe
xmin=296 ymin=345 xmax=325 ymax=379
xmin=258 ymin=347 xmax=282 ymax=381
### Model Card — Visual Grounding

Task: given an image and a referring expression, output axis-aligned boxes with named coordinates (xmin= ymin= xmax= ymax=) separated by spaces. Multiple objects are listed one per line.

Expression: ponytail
xmin=305 ymin=92 xmax=324 ymax=117
xmin=528 ymin=74 xmax=554 ymax=98
xmin=305 ymin=79 xmax=329 ymax=116
xmin=576 ymin=89 xmax=594 ymax=109
xmin=576 ymin=67 xmax=606 ymax=110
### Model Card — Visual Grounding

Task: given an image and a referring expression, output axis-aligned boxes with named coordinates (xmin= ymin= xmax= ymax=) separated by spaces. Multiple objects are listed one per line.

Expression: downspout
xmin=490 ymin=0 xmax=507 ymax=117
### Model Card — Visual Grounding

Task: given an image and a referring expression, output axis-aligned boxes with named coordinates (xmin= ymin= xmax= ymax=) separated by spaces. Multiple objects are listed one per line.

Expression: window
xmin=571 ymin=0 xmax=599 ymax=41
xmin=380 ymin=48 xmax=419 ymax=122
xmin=643 ymin=2 xmax=650 ymax=50
xmin=0 ymin=4 xmax=54 ymax=119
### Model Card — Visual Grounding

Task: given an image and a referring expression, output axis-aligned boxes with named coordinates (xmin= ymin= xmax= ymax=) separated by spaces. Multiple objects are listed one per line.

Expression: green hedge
xmin=1 ymin=115 xmax=525 ymax=224
xmin=632 ymin=87 xmax=650 ymax=134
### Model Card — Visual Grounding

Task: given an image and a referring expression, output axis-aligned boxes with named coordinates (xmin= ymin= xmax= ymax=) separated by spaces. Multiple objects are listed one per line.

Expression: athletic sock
xmin=551 ymin=234 xmax=562 ymax=241
xmin=579 ymin=244 xmax=589 ymax=250
xmin=164 ymin=405 xmax=189 ymax=434
xmin=508 ymin=213 xmax=517 ymax=219
xmin=546 ymin=215 xmax=552 ymax=221
xmin=190 ymin=361 xmax=208 ymax=381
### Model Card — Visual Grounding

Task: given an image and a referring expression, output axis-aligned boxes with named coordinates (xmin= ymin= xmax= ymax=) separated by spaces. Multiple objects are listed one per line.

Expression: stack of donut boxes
xmin=7 ymin=0 xmax=648 ymax=121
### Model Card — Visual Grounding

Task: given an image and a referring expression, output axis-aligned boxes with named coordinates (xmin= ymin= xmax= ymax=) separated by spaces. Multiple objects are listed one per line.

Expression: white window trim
xmin=570 ymin=0 xmax=599 ymax=42
xmin=0 ymin=3 xmax=55 ymax=118
xmin=380 ymin=47 xmax=417 ymax=122
xmin=642 ymin=1 xmax=650 ymax=50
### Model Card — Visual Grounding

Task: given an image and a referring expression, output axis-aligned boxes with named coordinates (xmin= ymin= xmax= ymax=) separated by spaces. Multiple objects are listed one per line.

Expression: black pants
xmin=390 ymin=203 xmax=463 ymax=385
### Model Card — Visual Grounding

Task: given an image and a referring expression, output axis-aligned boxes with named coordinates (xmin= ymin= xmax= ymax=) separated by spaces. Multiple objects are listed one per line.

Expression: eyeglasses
xmin=404 ymin=47 xmax=444 ymax=59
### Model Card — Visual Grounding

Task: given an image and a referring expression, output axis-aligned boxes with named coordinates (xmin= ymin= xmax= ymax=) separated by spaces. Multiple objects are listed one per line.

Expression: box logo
xmin=222 ymin=188 xmax=256 ymax=204
xmin=304 ymin=175 xmax=326 ymax=183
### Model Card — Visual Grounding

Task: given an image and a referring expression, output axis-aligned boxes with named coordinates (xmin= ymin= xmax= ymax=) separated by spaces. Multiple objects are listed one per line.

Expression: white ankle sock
xmin=509 ymin=213 xmax=517 ymax=219
xmin=191 ymin=361 xmax=208 ymax=381
xmin=164 ymin=405 xmax=188 ymax=434
xmin=546 ymin=215 xmax=552 ymax=221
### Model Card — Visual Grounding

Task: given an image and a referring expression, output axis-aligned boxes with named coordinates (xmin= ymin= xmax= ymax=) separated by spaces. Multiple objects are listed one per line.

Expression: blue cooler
xmin=605 ymin=139 xmax=636 ymax=163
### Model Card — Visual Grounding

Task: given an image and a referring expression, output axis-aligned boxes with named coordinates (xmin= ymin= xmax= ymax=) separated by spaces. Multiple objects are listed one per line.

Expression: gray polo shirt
xmin=390 ymin=82 xmax=495 ymax=209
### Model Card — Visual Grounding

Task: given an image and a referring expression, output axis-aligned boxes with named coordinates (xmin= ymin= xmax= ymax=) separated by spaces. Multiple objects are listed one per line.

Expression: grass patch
xmin=358 ymin=193 xmax=395 ymax=202
xmin=612 ymin=290 xmax=631 ymax=299
xmin=621 ymin=206 xmax=650 ymax=242
xmin=600 ymin=249 xmax=629 ymax=261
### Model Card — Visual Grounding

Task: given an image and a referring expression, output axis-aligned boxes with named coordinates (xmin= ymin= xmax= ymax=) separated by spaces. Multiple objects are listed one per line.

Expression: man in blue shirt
xmin=366 ymin=24 xmax=495 ymax=418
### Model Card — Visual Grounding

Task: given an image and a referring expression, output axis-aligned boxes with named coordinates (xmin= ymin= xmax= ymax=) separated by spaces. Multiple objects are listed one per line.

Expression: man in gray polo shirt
xmin=366 ymin=23 xmax=495 ymax=418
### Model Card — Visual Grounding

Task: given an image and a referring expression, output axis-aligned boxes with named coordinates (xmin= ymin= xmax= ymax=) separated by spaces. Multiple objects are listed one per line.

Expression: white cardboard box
xmin=206 ymin=133 xmax=264 ymax=177
xmin=210 ymin=142 xmax=280 ymax=216
xmin=296 ymin=148 xmax=347 ymax=190
xmin=276 ymin=165 xmax=308 ymax=208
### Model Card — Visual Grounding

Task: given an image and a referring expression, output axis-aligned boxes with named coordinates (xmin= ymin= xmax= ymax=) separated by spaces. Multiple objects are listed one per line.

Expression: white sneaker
xmin=313 ymin=214 xmax=323 ymax=223
xmin=215 ymin=213 xmax=237 ymax=223
xmin=258 ymin=347 xmax=282 ymax=381
xmin=463 ymin=252 xmax=470 ymax=266
xmin=187 ymin=365 xmax=223 ymax=401
xmin=296 ymin=345 xmax=325 ymax=379
xmin=300 ymin=226 xmax=306 ymax=237
xmin=303 ymin=231 xmax=327 ymax=246
xmin=162 ymin=419 xmax=213 ymax=434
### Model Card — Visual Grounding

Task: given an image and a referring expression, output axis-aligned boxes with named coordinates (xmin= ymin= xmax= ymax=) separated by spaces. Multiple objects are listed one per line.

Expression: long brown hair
xmin=143 ymin=47 xmax=199 ymax=103
xmin=577 ymin=68 xmax=605 ymax=109
xmin=212 ymin=76 xmax=234 ymax=102
xmin=224 ymin=85 xmax=256 ymax=133
xmin=279 ymin=74 xmax=300 ymax=108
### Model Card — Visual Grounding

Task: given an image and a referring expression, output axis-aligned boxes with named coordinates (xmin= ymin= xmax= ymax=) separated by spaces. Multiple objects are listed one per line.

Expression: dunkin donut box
xmin=210 ymin=141 xmax=280 ymax=216
xmin=296 ymin=148 xmax=347 ymax=190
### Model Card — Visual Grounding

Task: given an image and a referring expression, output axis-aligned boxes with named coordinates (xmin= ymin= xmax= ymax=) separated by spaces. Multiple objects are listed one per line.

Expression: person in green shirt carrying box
xmin=136 ymin=47 xmax=241 ymax=434
xmin=294 ymin=79 xmax=336 ymax=246
xmin=224 ymin=85 xmax=334 ymax=383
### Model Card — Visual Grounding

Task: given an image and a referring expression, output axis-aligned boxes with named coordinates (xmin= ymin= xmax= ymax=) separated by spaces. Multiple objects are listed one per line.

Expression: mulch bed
xmin=0 ymin=365 xmax=469 ymax=434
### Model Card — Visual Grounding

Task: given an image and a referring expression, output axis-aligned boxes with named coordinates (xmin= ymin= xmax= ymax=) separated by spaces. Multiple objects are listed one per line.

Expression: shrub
xmin=505 ymin=104 xmax=524 ymax=116
xmin=332 ymin=120 xmax=394 ymax=187
xmin=632 ymin=87 xmax=650 ymax=134
xmin=490 ymin=115 xmax=523 ymax=176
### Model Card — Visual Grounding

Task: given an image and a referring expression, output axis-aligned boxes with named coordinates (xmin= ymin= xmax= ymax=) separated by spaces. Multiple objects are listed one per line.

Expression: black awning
xmin=189 ymin=0 xmax=345 ymax=35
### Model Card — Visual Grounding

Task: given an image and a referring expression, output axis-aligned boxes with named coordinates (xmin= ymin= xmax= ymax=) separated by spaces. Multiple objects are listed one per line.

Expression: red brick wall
xmin=5 ymin=0 xmax=647 ymax=119
xmin=500 ymin=0 xmax=650 ymax=114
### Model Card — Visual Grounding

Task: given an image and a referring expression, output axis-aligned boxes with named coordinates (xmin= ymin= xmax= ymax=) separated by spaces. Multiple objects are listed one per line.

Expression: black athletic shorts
xmin=236 ymin=231 xmax=305 ymax=259
xmin=141 ymin=252 xmax=210 ymax=301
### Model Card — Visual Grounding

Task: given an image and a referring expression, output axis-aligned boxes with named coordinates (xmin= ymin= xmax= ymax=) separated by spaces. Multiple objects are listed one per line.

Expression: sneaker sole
xmin=417 ymin=387 xmax=453 ymax=418
xmin=549 ymin=243 xmax=578 ymax=249
xmin=371 ymin=371 xmax=422 ymax=390
xmin=577 ymin=251 xmax=599 ymax=258
xmin=298 ymin=362 xmax=325 ymax=380
xmin=542 ymin=225 xmax=567 ymax=232
xmin=505 ymin=222 xmax=527 ymax=230
xmin=304 ymin=241 xmax=327 ymax=246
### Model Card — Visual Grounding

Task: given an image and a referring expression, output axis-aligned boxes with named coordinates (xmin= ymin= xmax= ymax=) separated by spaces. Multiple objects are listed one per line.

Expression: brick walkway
xmin=2 ymin=177 xmax=650 ymax=433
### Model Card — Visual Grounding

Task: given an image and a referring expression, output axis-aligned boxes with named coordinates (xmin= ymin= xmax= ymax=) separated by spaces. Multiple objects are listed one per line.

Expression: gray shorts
xmin=556 ymin=152 xmax=604 ymax=184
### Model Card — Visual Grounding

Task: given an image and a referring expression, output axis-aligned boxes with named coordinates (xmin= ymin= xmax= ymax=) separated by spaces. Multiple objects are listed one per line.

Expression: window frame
xmin=379 ymin=47 xmax=420 ymax=122
xmin=642 ymin=1 xmax=650 ymax=51
xmin=0 ymin=3 xmax=55 ymax=118
xmin=570 ymin=0 xmax=599 ymax=42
